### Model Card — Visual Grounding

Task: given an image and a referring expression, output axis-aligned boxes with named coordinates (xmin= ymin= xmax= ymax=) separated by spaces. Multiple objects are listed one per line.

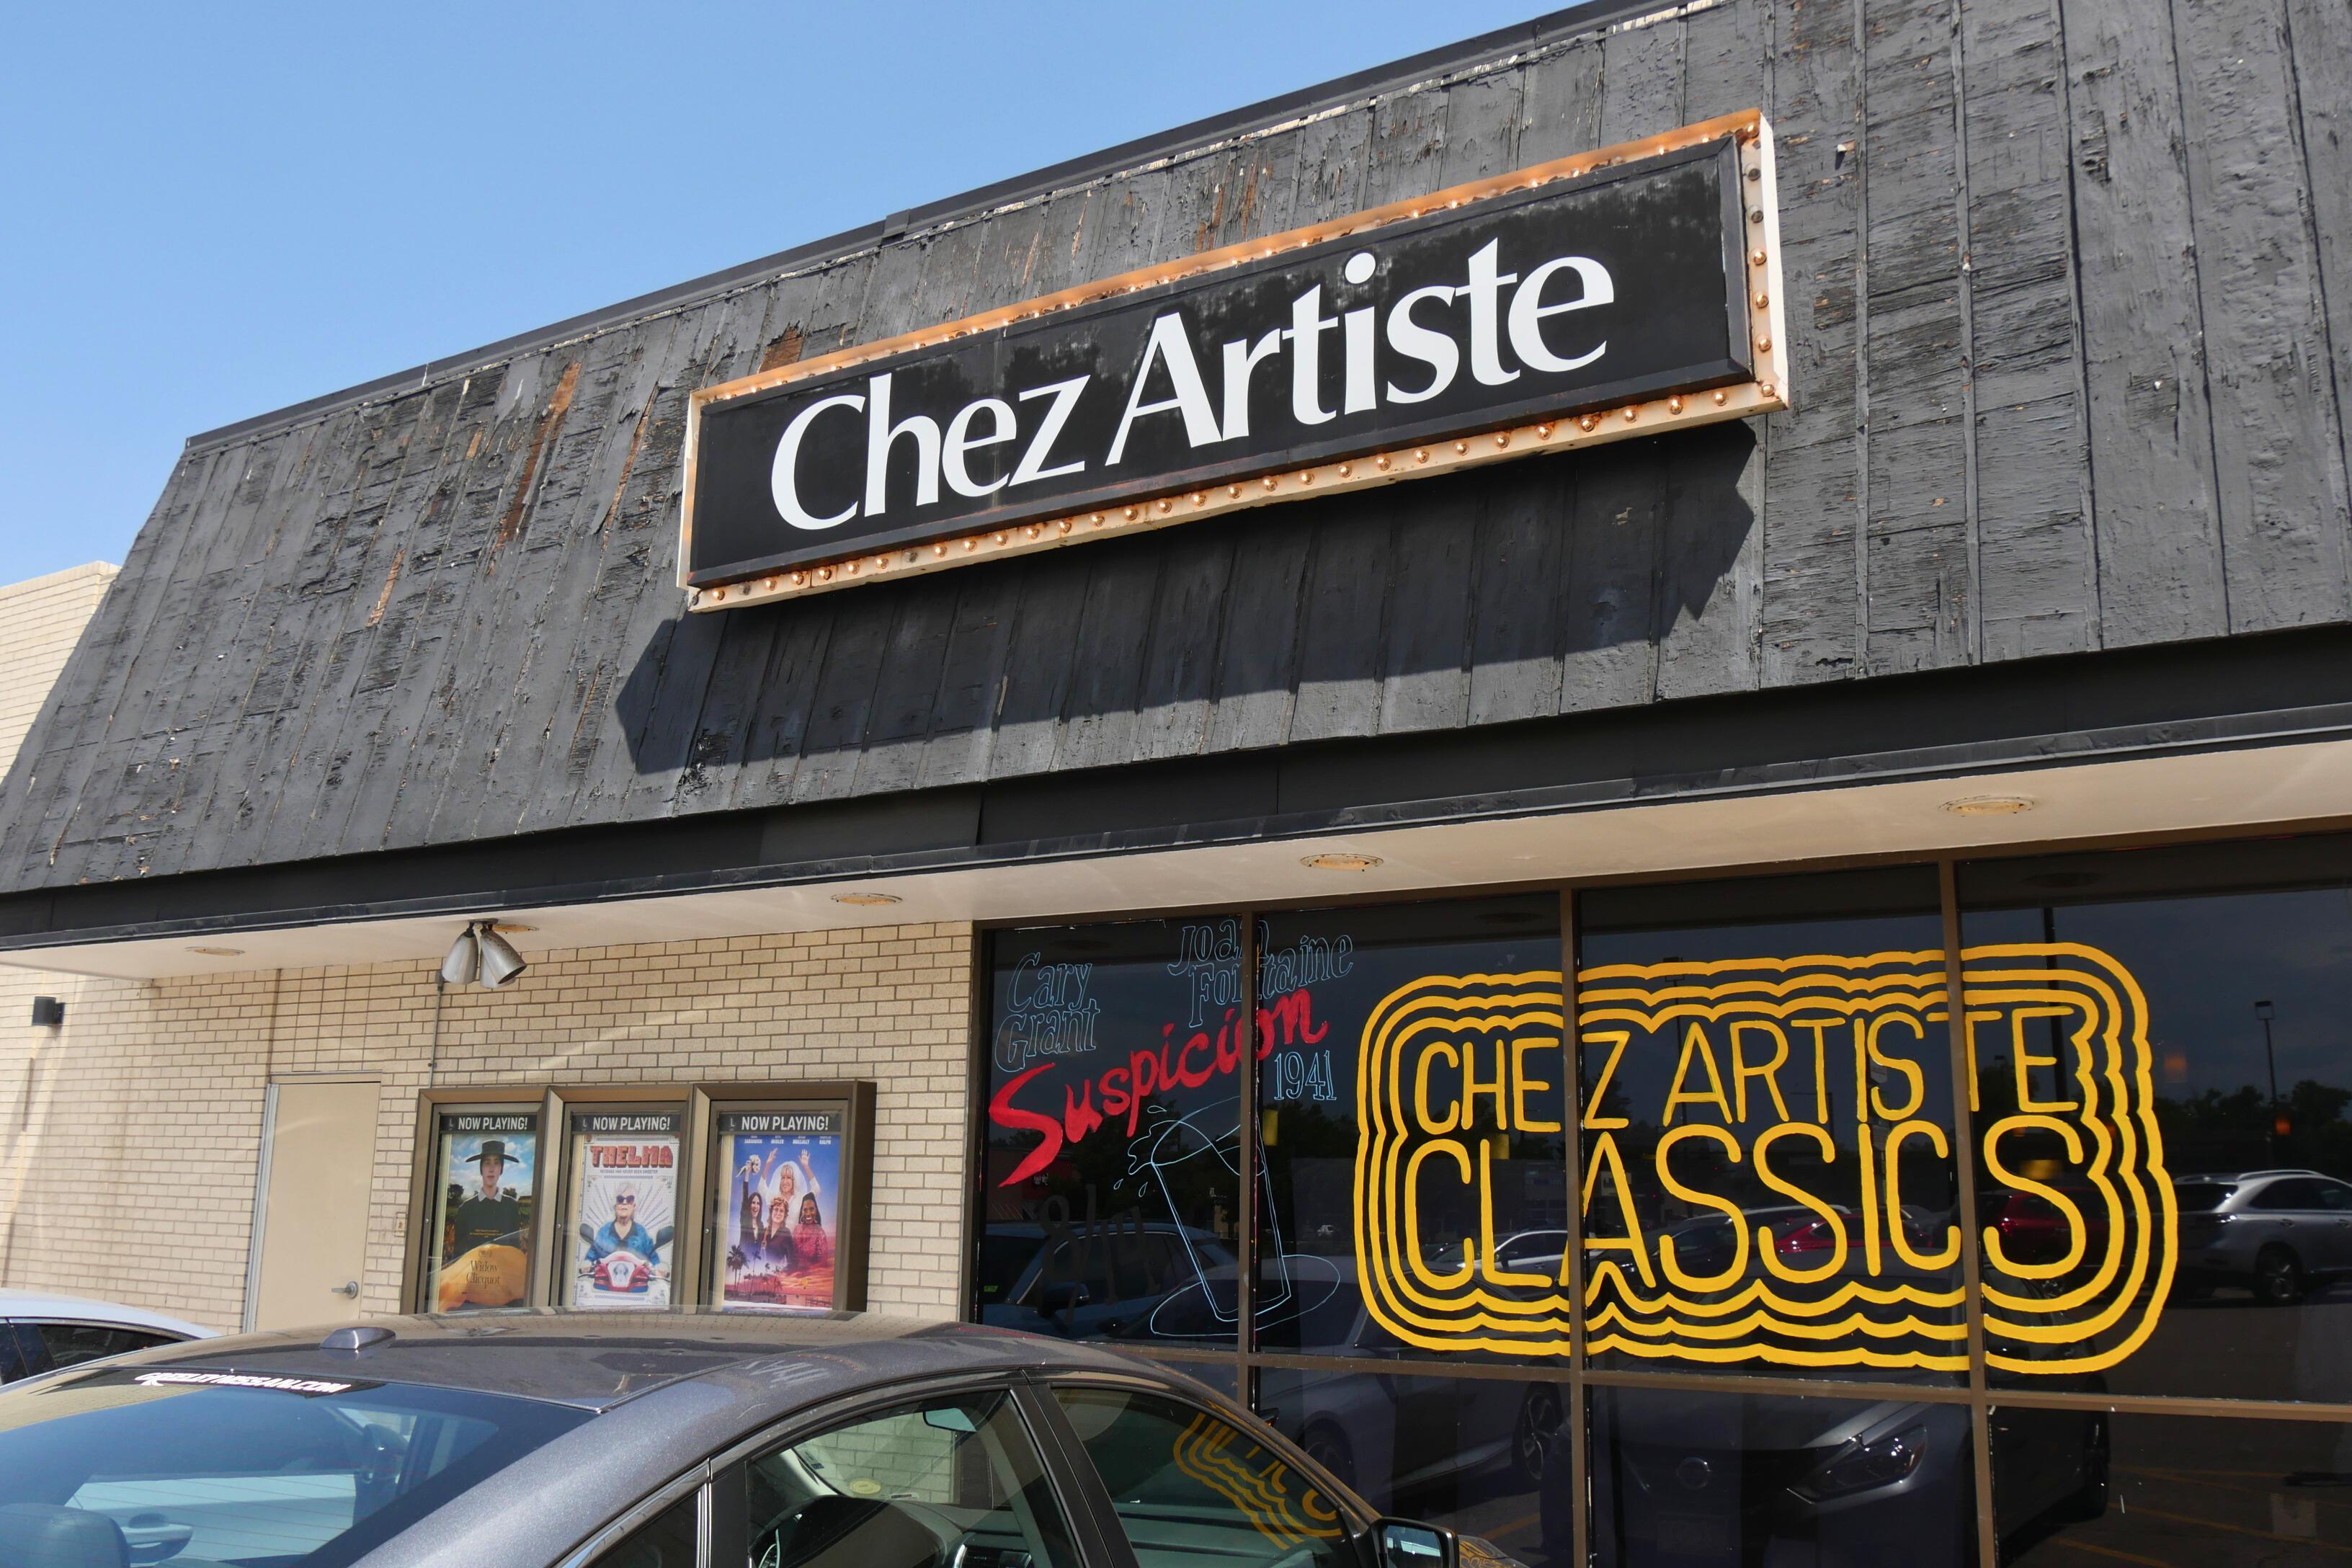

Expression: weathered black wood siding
xmin=4 ymin=0 xmax=2348 ymax=891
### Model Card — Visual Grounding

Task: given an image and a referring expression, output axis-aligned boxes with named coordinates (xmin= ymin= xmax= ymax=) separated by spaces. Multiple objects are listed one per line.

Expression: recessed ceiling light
xmin=831 ymin=891 xmax=904 ymax=906
xmin=1943 ymin=795 xmax=2035 ymax=816
xmin=186 ymin=945 xmax=244 ymax=957
xmin=1302 ymin=852 xmax=1384 ymax=871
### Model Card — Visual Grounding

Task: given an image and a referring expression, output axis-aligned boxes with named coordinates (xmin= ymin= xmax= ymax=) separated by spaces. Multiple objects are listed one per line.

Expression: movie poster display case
xmin=401 ymin=1081 xmax=873 ymax=1314
xmin=702 ymin=1083 xmax=876 ymax=1314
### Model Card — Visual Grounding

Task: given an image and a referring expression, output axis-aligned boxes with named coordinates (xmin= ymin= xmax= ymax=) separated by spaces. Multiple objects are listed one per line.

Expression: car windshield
xmin=0 ymin=1366 xmax=589 ymax=1567
xmin=2176 ymin=1182 xmax=2237 ymax=1212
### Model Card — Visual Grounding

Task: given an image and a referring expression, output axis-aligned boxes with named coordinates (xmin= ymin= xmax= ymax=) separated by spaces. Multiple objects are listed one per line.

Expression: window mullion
xmin=1938 ymin=859 xmax=1997 ymax=1568
xmin=1561 ymin=884 xmax=1591 ymax=1568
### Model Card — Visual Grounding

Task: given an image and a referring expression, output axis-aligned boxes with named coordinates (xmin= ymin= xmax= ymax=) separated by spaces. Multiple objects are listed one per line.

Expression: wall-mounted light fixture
xmin=30 ymin=997 xmax=63 ymax=1028
xmin=440 ymin=922 xmax=528 ymax=990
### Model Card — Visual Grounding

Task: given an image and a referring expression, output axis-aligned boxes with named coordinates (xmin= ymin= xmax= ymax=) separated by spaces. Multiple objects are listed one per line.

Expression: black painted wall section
xmin=2 ymin=0 xmax=2346 ymax=895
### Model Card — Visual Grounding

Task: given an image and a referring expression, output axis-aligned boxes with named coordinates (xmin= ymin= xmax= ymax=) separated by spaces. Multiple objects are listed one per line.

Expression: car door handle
xmin=331 ymin=1280 xmax=360 ymax=1298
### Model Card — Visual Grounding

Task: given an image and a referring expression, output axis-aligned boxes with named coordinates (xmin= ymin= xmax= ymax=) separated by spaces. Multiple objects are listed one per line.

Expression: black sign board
xmin=683 ymin=112 xmax=1785 ymax=604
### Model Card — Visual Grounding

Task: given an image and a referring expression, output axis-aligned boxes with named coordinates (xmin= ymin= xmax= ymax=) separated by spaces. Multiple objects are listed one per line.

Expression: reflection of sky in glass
xmin=1582 ymin=914 xmax=1945 ymax=968
xmin=1968 ymin=889 xmax=2352 ymax=1100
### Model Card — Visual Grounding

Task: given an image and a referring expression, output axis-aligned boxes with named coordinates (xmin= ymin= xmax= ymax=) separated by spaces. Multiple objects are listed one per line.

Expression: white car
xmin=0 ymin=1288 xmax=215 ymax=1383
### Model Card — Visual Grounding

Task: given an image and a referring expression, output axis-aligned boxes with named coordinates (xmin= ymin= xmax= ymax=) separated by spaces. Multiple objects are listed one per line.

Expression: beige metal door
xmin=249 ymin=1079 xmax=379 ymax=1331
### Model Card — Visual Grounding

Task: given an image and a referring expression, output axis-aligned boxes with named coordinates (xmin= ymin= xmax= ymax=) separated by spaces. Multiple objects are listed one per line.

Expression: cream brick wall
xmin=0 ymin=561 xmax=116 ymax=779
xmin=0 ymin=925 xmax=976 ymax=1330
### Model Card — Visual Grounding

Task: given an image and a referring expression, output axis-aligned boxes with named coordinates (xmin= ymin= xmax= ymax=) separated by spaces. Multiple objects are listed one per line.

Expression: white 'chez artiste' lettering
xmin=768 ymin=239 xmax=1612 ymax=530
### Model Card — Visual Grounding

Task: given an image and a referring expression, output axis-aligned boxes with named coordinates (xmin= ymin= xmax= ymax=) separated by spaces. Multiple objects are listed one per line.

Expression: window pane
xmin=1053 ymin=1386 xmax=1350 ymax=1568
xmin=1588 ymin=1384 xmax=1974 ymax=1567
xmin=981 ymin=922 xmax=1244 ymax=1347
xmin=0 ymin=1372 xmax=587 ymax=1564
xmin=0 ymin=1324 xmax=43 ymax=1383
xmin=597 ymin=1491 xmax=699 ymax=1568
xmin=1995 ymin=1409 xmax=2352 ymax=1567
xmin=1256 ymin=1367 xmax=1564 ymax=1566
xmin=1577 ymin=868 xmax=1966 ymax=1381
xmin=1961 ymin=840 xmax=2352 ymax=1399
xmin=1255 ymin=898 xmax=1564 ymax=1360
xmin=743 ymin=1389 xmax=1072 ymax=1568
xmin=31 ymin=1324 xmax=156 ymax=1371
xmin=423 ymin=1110 xmax=540 ymax=1311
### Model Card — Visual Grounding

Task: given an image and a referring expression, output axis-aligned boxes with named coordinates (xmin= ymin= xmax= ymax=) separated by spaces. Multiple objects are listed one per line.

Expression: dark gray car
xmin=0 ymin=1309 xmax=1504 ymax=1568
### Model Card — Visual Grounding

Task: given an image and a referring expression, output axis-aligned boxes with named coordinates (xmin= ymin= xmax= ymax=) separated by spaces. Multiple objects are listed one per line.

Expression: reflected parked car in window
xmin=1982 ymin=1182 xmax=2118 ymax=1272
xmin=1498 ymin=1204 xmax=1960 ymax=1302
xmin=974 ymin=1220 xmax=1238 ymax=1340
xmin=1528 ymin=1265 xmax=2106 ymax=1564
xmin=0 ymin=1289 xmax=214 ymax=1384
xmin=1124 ymin=1262 xmax=1567 ymax=1502
xmin=2170 ymin=1169 xmax=2352 ymax=1304
xmin=1543 ymin=1378 xmax=2103 ymax=1562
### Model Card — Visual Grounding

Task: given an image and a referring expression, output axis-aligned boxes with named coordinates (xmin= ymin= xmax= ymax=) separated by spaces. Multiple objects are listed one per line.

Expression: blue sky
xmin=0 ymin=1 xmax=1566 ymax=585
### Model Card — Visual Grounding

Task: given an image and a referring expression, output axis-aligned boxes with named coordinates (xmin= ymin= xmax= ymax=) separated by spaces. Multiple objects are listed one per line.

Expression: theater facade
xmin=4 ymin=0 xmax=2352 ymax=1562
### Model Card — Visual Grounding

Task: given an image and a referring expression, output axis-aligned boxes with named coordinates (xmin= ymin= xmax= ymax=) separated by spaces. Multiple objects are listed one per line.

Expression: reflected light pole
xmin=2256 ymin=999 xmax=2279 ymax=1162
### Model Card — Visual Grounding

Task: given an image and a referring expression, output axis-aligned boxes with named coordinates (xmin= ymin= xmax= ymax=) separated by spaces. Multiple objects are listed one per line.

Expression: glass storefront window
xmin=1576 ymin=869 xmax=1965 ymax=1381
xmin=1961 ymin=841 xmax=2352 ymax=1400
xmin=1587 ymin=1384 xmax=1976 ymax=1567
xmin=971 ymin=842 xmax=2352 ymax=1568
xmin=1255 ymin=897 xmax=1564 ymax=1358
xmin=1993 ymin=1409 xmax=2352 ymax=1565
xmin=1161 ymin=1357 xmax=1242 ymax=1404
xmin=980 ymin=920 xmax=1246 ymax=1346
xmin=423 ymin=1109 xmax=539 ymax=1312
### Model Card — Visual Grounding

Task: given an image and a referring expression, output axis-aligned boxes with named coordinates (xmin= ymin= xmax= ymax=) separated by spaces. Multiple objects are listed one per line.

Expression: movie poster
xmin=427 ymin=1112 xmax=538 ymax=1313
xmin=715 ymin=1108 xmax=845 ymax=1311
xmin=564 ymin=1110 xmax=681 ymax=1309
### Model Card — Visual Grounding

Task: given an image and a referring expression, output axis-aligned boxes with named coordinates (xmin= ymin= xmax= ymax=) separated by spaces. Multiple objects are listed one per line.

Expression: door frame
xmin=243 ymin=1073 xmax=381 ymax=1334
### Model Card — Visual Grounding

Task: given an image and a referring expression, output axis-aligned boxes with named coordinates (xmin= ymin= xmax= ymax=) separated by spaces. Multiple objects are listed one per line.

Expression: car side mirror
xmin=1371 ymin=1518 xmax=1458 ymax=1568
